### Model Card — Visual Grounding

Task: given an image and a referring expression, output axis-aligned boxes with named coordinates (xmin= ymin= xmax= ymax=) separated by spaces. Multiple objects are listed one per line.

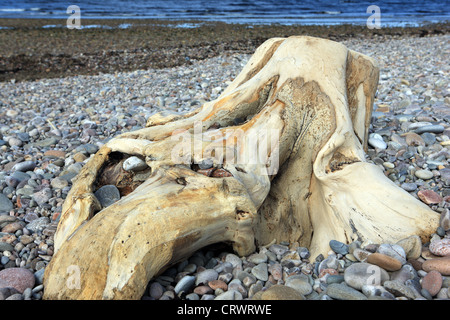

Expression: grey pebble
xmin=383 ymin=280 xmax=417 ymax=299
xmin=329 ymin=240 xmax=349 ymax=255
xmin=414 ymin=125 xmax=445 ymax=134
xmin=326 ymin=283 xmax=368 ymax=300
xmin=94 ymin=185 xmax=121 ymax=207
xmin=174 ymin=275 xmax=196 ymax=294
xmin=214 ymin=289 xmax=243 ymax=300
xmin=0 ymin=194 xmax=13 ymax=212
xmin=123 ymin=156 xmax=148 ymax=172
xmin=195 ymin=269 xmax=218 ymax=286
xmin=12 ymin=160 xmax=36 ymax=172
xmin=251 ymin=262 xmax=268 ymax=281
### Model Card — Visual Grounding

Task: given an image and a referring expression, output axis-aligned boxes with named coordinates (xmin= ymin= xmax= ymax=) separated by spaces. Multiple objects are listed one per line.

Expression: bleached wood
xmin=44 ymin=36 xmax=439 ymax=300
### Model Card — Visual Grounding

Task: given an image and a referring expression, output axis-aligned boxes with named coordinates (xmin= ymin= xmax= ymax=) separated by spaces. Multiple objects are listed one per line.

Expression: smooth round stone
xmin=193 ymin=285 xmax=213 ymax=295
xmin=329 ymin=240 xmax=349 ymax=255
xmin=0 ymin=268 xmax=35 ymax=293
xmin=225 ymin=253 xmax=242 ymax=268
xmin=367 ymin=253 xmax=402 ymax=271
xmin=344 ymin=262 xmax=389 ymax=290
xmin=326 ymin=283 xmax=367 ymax=300
xmin=297 ymin=247 xmax=310 ymax=259
xmin=208 ymin=279 xmax=227 ymax=291
xmin=0 ymin=242 xmax=14 ymax=252
xmin=251 ymin=263 xmax=268 ymax=281
xmin=429 ymin=239 xmax=450 ymax=257
xmin=383 ymin=280 xmax=417 ymax=299
xmin=383 ymin=162 xmax=395 ymax=169
xmin=247 ymin=252 xmax=268 ymax=264
xmin=195 ymin=269 xmax=218 ymax=286
xmin=396 ymin=235 xmax=422 ymax=259
xmin=417 ymin=189 xmax=443 ymax=204
xmin=1 ymin=221 xmax=23 ymax=233
xmin=50 ymin=177 xmax=69 ymax=189
xmin=405 ymin=132 xmax=425 ymax=147
xmin=149 ymin=282 xmax=164 ymax=299
xmin=94 ymin=185 xmax=121 ymax=207
xmin=377 ymin=243 xmax=407 ymax=264
xmin=32 ymin=188 xmax=53 ymax=206
xmin=368 ymin=136 xmax=387 ymax=149
xmin=8 ymin=137 xmax=22 ymax=147
xmin=401 ymin=182 xmax=417 ymax=192
xmin=185 ymin=293 xmax=200 ymax=300
xmin=258 ymin=285 xmax=305 ymax=300
xmin=0 ymin=194 xmax=13 ymax=212
xmin=123 ymin=156 xmax=148 ymax=172
xmin=421 ymin=132 xmax=436 ymax=145
xmin=421 ymin=270 xmax=442 ymax=296
xmin=174 ymin=275 xmax=196 ymax=294
xmin=414 ymin=125 xmax=445 ymax=134
xmin=285 ymin=278 xmax=313 ymax=296
xmin=326 ymin=274 xmax=345 ymax=284
xmin=415 ymin=169 xmax=434 ymax=180
xmin=215 ymin=289 xmax=243 ymax=300
xmin=12 ymin=160 xmax=36 ymax=172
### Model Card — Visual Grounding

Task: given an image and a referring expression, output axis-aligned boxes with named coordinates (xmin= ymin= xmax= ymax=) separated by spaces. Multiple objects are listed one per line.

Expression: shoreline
xmin=0 ymin=19 xmax=449 ymax=82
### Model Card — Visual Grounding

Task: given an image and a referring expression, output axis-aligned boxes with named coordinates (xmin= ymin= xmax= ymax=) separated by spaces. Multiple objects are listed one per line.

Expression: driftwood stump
xmin=43 ymin=36 xmax=439 ymax=300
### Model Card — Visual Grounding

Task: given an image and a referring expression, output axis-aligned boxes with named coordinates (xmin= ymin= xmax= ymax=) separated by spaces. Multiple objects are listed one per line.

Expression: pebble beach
xmin=0 ymin=20 xmax=449 ymax=301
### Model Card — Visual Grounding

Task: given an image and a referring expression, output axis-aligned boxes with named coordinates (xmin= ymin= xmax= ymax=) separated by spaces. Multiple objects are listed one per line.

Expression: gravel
xmin=0 ymin=33 xmax=448 ymax=300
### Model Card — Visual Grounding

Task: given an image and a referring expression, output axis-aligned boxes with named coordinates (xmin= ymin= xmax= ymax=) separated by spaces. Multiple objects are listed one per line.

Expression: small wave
xmin=0 ymin=8 xmax=26 ymax=12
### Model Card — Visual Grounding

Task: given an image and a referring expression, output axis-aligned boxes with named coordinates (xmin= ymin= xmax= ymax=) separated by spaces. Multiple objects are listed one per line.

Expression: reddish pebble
xmin=0 ymin=268 xmax=35 ymax=293
xmin=196 ymin=168 xmax=215 ymax=177
xmin=211 ymin=168 xmax=233 ymax=177
xmin=208 ymin=279 xmax=227 ymax=291
xmin=417 ymin=190 xmax=443 ymax=205
xmin=421 ymin=270 xmax=443 ymax=296
xmin=429 ymin=238 xmax=450 ymax=257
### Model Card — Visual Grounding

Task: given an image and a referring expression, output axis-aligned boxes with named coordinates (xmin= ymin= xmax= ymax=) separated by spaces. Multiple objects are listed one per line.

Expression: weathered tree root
xmin=43 ymin=36 xmax=439 ymax=300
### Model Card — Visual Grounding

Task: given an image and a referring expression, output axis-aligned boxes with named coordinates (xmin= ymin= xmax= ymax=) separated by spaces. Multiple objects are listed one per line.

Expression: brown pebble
xmin=1 ymin=222 xmax=23 ymax=234
xmin=211 ymin=168 xmax=233 ymax=177
xmin=208 ymin=279 xmax=227 ymax=291
xmin=421 ymin=270 xmax=442 ymax=296
xmin=44 ymin=150 xmax=66 ymax=158
xmin=422 ymin=257 xmax=450 ymax=276
xmin=404 ymin=132 xmax=425 ymax=147
xmin=366 ymin=252 xmax=402 ymax=271
xmin=259 ymin=285 xmax=305 ymax=300
xmin=408 ymin=258 xmax=423 ymax=271
xmin=193 ymin=285 xmax=213 ymax=295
